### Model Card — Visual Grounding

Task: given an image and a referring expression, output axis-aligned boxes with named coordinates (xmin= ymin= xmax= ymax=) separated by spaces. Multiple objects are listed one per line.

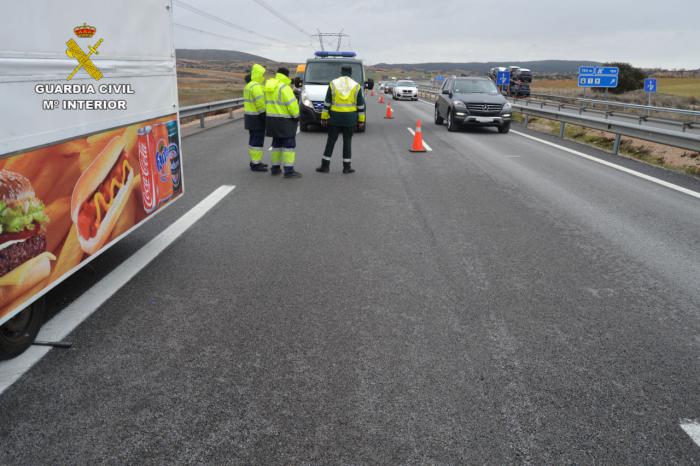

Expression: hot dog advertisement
xmin=0 ymin=114 xmax=183 ymax=324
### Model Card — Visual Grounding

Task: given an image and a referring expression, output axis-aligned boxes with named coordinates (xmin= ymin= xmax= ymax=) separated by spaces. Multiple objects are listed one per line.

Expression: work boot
xmin=250 ymin=162 xmax=268 ymax=172
xmin=270 ymin=165 xmax=282 ymax=176
xmin=315 ymin=159 xmax=330 ymax=173
xmin=283 ymin=167 xmax=303 ymax=179
xmin=342 ymin=162 xmax=355 ymax=174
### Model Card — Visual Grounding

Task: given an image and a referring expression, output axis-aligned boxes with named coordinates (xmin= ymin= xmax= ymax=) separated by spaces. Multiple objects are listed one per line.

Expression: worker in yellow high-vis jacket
xmin=264 ymin=67 xmax=302 ymax=178
xmin=316 ymin=66 xmax=366 ymax=174
xmin=243 ymin=64 xmax=268 ymax=172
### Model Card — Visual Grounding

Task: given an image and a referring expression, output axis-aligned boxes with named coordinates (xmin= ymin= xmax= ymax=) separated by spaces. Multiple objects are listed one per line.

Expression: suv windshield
xmin=397 ymin=80 xmax=415 ymax=87
xmin=304 ymin=62 xmax=363 ymax=85
xmin=453 ymin=79 xmax=498 ymax=95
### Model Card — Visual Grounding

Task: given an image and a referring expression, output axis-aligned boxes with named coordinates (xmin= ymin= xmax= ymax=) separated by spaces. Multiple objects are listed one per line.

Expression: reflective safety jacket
xmin=321 ymin=76 xmax=366 ymax=127
xmin=264 ymin=73 xmax=299 ymax=138
xmin=244 ymin=63 xmax=266 ymax=131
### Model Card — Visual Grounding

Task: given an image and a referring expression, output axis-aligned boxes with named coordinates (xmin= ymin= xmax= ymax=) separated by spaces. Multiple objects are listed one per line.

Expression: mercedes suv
xmin=434 ymin=77 xmax=512 ymax=133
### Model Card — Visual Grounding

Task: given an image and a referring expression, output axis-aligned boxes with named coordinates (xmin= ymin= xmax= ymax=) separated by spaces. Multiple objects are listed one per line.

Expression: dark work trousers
xmin=248 ymin=129 xmax=265 ymax=148
xmin=323 ymin=125 xmax=354 ymax=161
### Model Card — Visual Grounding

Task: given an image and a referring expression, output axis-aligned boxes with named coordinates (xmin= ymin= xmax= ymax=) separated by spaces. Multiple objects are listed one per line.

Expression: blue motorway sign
xmin=595 ymin=67 xmax=619 ymax=76
xmin=435 ymin=75 xmax=445 ymax=82
xmin=644 ymin=78 xmax=657 ymax=93
xmin=578 ymin=75 xmax=618 ymax=88
xmin=496 ymin=70 xmax=510 ymax=86
xmin=578 ymin=66 xmax=619 ymax=88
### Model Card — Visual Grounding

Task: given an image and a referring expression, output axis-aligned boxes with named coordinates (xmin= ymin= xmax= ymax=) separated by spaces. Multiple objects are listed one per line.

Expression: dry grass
xmin=521 ymin=115 xmax=700 ymax=177
xmin=177 ymin=66 xmax=245 ymax=106
xmin=531 ymin=77 xmax=700 ymax=108
xmin=657 ymin=78 xmax=700 ymax=98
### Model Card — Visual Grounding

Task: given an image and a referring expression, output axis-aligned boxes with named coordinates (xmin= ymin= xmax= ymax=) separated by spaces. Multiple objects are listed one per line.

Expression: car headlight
xmin=301 ymin=93 xmax=313 ymax=108
xmin=453 ymin=101 xmax=466 ymax=108
xmin=502 ymin=102 xmax=512 ymax=112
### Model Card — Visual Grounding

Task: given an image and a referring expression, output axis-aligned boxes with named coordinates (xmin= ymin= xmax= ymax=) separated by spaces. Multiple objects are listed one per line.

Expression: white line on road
xmin=407 ymin=128 xmax=433 ymax=151
xmin=680 ymin=420 xmax=700 ymax=447
xmin=0 ymin=185 xmax=236 ymax=397
xmin=512 ymin=130 xmax=700 ymax=200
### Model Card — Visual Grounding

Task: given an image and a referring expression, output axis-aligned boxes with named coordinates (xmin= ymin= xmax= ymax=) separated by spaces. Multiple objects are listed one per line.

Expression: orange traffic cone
xmin=410 ymin=120 xmax=427 ymax=152
xmin=378 ymin=94 xmax=385 ymax=104
xmin=384 ymin=103 xmax=393 ymax=119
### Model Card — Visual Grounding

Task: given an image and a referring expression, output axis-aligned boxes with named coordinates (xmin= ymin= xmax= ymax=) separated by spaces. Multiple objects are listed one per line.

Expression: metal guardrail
xmin=531 ymin=93 xmax=700 ymax=119
xmin=512 ymin=104 xmax=700 ymax=153
xmin=179 ymin=98 xmax=244 ymax=128
xmin=416 ymin=85 xmax=700 ymax=154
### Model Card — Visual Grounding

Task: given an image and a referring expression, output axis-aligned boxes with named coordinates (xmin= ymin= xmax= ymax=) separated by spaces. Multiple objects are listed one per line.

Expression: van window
xmin=304 ymin=62 xmax=363 ymax=85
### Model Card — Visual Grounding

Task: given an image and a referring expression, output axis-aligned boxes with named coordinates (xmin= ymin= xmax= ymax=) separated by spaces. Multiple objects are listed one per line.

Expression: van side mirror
xmin=365 ymin=78 xmax=375 ymax=90
xmin=293 ymin=77 xmax=302 ymax=88
xmin=442 ymin=88 xmax=451 ymax=95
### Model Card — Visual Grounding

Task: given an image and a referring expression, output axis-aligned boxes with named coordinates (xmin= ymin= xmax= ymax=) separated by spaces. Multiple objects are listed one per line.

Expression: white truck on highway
xmin=0 ymin=0 xmax=184 ymax=358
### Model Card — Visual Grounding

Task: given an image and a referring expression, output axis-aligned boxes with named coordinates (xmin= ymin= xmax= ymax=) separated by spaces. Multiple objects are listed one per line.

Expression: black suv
xmin=434 ymin=77 xmax=512 ymax=133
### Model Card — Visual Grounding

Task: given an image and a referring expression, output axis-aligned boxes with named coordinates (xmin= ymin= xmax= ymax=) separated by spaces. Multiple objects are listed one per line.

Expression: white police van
xmin=295 ymin=51 xmax=374 ymax=132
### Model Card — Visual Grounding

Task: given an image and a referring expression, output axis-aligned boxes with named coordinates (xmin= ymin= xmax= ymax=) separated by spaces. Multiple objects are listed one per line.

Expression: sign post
xmin=578 ymin=66 xmax=619 ymax=111
xmin=644 ymin=78 xmax=657 ymax=116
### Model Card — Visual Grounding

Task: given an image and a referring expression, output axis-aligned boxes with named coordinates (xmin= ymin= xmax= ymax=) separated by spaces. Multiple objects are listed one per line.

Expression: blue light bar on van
xmin=314 ymin=51 xmax=357 ymax=58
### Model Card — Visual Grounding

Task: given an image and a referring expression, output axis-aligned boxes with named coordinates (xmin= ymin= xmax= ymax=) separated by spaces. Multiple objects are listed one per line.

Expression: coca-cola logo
xmin=138 ymin=141 xmax=150 ymax=177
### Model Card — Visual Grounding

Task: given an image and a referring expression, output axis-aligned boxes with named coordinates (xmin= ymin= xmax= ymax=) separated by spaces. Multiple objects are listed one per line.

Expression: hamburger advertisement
xmin=0 ymin=115 xmax=183 ymax=325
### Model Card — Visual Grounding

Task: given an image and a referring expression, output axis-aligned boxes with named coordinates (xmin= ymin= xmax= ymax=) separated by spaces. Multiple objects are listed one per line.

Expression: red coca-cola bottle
xmin=137 ymin=125 xmax=158 ymax=214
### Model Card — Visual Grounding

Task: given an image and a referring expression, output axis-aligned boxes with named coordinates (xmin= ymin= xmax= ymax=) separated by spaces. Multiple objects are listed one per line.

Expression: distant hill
xmin=176 ymin=49 xmax=277 ymax=63
xmin=372 ymin=60 xmax=600 ymax=75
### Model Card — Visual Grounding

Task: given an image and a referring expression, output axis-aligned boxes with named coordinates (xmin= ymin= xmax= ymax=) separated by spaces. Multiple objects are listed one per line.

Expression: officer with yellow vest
xmin=243 ymin=64 xmax=268 ymax=172
xmin=317 ymin=66 xmax=366 ymax=174
xmin=264 ymin=67 xmax=302 ymax=178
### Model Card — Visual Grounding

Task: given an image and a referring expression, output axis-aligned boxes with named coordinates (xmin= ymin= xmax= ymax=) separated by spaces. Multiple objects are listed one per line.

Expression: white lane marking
xmin=0 ymin=185 xmax=236 ymax=397
xmin=418 ymin=99 xmax=434 ymax=106
xmin=680 ymin=420 xmax=700 ymax=447
xmin=512 ymin=130 xmax=700 ymax=200
xmin=407 ymin=128 xmax=433 ymax=152
xmin=506 ymin=156 xmax=521 ymax=158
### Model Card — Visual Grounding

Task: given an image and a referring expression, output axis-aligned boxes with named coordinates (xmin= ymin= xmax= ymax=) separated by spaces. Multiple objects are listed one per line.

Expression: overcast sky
xmin=173 ymin=0 xmax=699 ymax=69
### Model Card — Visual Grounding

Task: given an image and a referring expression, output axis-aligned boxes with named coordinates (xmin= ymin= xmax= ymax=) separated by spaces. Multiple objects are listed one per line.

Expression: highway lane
xmin=415 ymin=85 xmax=699 ymax=135
xmin=0 ymin=97 xmax=698 ymax=464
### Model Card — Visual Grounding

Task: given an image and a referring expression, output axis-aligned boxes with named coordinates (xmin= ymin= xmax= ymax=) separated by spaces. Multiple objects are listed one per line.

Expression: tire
xmin=446 ymin=109 xmax=457 ymax=132
xmin=300 ymin=122 xmax=309 ymax=132
xmin=434 ymin=105 xmax=444 ymax=125
xmin=0 ymin=300 xmax=44 ymax=360
xmin=498 ymin=122 xmax=511 ymax=134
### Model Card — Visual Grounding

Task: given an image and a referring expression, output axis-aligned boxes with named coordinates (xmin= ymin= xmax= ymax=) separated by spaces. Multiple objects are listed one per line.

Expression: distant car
xmin=392 ymin=80 xmax=418 ymax=100
xmin=384 ymin=81 xmax=396 ymax=94
xmin=434 ymin=77 xmax=512 ymax=133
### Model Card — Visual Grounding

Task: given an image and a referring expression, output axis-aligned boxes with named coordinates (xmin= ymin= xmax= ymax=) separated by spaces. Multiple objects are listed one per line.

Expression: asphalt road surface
xmin=1 ymin=96 xmax=699 ymax=464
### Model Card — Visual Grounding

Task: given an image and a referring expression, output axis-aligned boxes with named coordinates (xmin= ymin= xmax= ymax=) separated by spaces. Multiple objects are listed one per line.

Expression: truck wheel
xmin=446 ymin=109 xmax=457 ymax=132
xmin=434 ymin=105 xmax=444 ymax=125
xmin=0 ymin=300 xmax=45 ymax=360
